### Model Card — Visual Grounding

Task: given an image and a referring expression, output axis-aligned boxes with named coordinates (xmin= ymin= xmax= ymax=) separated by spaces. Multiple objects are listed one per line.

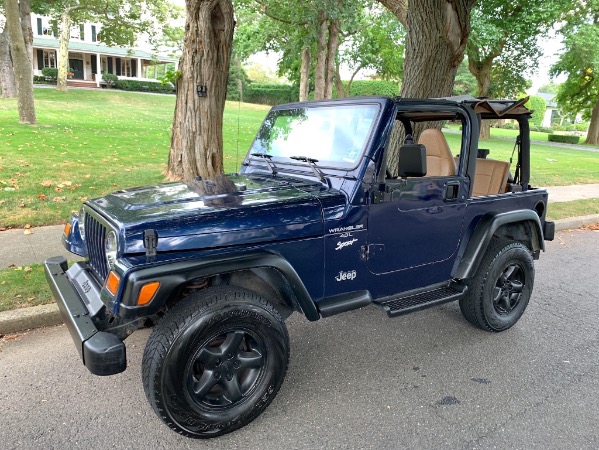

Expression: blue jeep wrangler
xmin=45 ymin=96 xmax=554 ymax=438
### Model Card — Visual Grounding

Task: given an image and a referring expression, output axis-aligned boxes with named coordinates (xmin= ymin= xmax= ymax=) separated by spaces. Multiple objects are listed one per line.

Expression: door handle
xmin=444 ymin=181 xmax=460 ymax=201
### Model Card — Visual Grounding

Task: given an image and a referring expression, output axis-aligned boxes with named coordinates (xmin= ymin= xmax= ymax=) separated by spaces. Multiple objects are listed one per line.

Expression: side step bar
xmin=375 ymin=283 xmax=467 ymax=318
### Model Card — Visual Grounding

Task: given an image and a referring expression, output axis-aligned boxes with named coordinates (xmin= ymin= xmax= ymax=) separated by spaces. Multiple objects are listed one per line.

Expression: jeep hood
xmin=89 ymin=174 xmax=335 ymax=254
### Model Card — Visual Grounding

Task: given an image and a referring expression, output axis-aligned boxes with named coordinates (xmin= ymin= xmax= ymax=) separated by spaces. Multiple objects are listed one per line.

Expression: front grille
xmin=85 ymin=212 xmax=109 ymax=281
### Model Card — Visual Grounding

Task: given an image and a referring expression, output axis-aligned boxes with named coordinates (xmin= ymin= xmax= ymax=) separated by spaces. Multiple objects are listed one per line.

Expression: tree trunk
xmin=0 ymin=27 xmax=17 ymax=98
xmin=385 ymin=0 xmax=474 ymax=175
xmin=19 ymin=0 xmax=32 ymax=62
xmin=313 ymin=11 xmax=328 ymax=100
xmin=4 ymin=0 xmax=36 ymax=124
xmin=335 ymin=64 xmax=345 ymax=98
xmin=299 ymin=47 xmax=311 ymax=101
xmin=168 ymin=0 xmax=235 ymax=181
xmin=468 ymin=58 xmax=492 ymax=139
xmin=57 ymin=10 xmax=72 ymax=92
xmin=401 ymin=1 xmax=471 ymax=99
xmin=585 ymin=99 xmax=599 ymax=145
xmin=324 ymin=19 xmax=339 ymax=99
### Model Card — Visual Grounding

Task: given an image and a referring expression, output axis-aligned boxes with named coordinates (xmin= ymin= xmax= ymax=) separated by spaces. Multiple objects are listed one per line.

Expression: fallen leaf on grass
xmin=0 ymin=280 xmax=6 ymax=285
xmin=37 ymin=193 xmax=48 ymax=200
xmin=53 ymin=196 xmax=66 ymax=203
xmin=24 ymin=229 xmax=33 ymax=235
xmin=18 ymin=203 xmax=26 ymax=208
xmin=24 ymin=266 xmax=32 ymax=272
xmin=27 ymin=297 xmax=35 ymax=301
xmin=54 ymin=187 xmax=62 ymax=193
xmin=41 ymin=181 xmax=52 ymax=188
xmin=15 ymin=294 xmax=21 ymax=298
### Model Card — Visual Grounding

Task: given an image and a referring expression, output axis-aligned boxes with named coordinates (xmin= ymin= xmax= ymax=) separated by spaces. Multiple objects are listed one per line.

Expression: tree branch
xmin=254 ymin=1 xmax=308 ymax=26
xmin=377 ymin=0 xmax=407 ymax=27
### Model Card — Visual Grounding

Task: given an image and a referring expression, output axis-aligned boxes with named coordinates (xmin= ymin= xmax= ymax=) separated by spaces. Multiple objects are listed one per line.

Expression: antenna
xmin=235 ymin=63 xmax=243 ymax=174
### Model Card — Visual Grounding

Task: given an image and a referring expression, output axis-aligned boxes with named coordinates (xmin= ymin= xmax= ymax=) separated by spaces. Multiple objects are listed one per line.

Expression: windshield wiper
xmin=251 ymin=152 xmax=278 ymax=176
xmin=290 ymin=156 xmax=331 ymax=187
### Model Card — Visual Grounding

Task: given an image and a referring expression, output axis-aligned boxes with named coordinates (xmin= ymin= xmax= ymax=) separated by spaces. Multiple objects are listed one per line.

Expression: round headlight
xmin=79 ymin=207 xmax=86 ymax=241
xmin=105 ymin=230 xmax=118 ymax=269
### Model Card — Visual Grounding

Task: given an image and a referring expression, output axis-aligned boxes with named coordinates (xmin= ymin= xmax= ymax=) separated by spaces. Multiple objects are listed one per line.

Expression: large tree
xmin=235 ymin=0 xmax=390 ymax=101
xmin=466 ymin=1 xmax=563 ymax=138
xmin=167 ymin=0 xmax=235 ymax=180
xmin=378 ymin=0 xmax=475 ymax=174
xmin=3 ymin=0 xmax=35 ymax=123
xmin=0 ymin=24 xmax=17 ymax=98
xmin=380 ymin=0 xmax=474 ymax=99
xmin=551 ymin=22 xmax=599 ymax=145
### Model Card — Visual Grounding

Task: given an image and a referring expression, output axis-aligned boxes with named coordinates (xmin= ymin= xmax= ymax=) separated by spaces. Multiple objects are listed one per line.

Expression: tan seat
xmin=472 ymin=158 xmax=509 ymax=197
xmin=417 ymin=129 xmax=456 ymax=176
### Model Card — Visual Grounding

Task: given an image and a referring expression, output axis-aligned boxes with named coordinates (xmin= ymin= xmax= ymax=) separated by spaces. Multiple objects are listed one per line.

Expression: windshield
xmin=249 ymin=104 xmax=379 ymax=169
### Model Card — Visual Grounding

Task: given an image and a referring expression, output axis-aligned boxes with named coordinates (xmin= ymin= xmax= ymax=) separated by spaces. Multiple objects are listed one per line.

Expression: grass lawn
xmin=0 ymin=88 xmax=269 ymax=228
xmin=547 ymin=198 xmax=599 ymax=220
xmin=443 ymin=133 xmax=599 ymax=187
xmin=0 ymin=264 xmax=53 ymax=312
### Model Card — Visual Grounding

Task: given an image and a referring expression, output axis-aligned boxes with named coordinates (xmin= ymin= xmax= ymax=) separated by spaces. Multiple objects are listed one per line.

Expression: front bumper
xmin=44 ymin=256 xmax=126 ymax=376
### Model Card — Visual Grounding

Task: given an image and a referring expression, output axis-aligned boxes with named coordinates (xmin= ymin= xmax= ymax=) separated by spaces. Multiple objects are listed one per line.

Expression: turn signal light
xmin=63 ymin=222 xmax=71 ymax=236
xmin=106 ymin=271 xmax=120 ymax=296
xmin=137 ymin=281 xmax=160 ymax=306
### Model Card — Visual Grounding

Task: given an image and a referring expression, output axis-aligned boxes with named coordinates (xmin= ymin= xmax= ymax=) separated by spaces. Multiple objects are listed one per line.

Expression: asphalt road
xmin=1 ymin=229 xmax=598 ymax=450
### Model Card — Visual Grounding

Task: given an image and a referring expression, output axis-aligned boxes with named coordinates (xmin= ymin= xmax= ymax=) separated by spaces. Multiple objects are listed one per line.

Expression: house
xmin=31 ymin=14 xmax=178 ymax=88
xmin=538 ymin=93 xmax=559 ymax=128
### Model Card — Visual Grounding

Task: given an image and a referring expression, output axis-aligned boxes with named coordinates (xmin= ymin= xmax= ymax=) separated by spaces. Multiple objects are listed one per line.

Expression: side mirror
xmin=398 ymin=143 xmax=427 ymax=177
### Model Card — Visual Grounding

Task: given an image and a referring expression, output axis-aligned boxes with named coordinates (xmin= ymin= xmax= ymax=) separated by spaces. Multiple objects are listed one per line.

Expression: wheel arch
xmin=452 ymin=210 xmax=544 ymax=280
xmin=119 ymin=252 xmax=320 ymax=321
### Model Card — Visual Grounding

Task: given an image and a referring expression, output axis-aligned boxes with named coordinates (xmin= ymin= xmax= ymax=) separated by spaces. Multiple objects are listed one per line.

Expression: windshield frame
xmin=247 ymin=100 xmax=383 ymax=172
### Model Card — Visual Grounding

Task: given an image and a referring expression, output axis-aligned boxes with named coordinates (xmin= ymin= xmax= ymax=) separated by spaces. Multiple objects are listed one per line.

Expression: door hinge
xmin=143 ymin=229 xmax=158 ymax=256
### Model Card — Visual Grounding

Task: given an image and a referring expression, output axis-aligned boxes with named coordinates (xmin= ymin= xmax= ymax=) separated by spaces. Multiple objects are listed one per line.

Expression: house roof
xmin=33 ymin=37 xmax=178 ymax=63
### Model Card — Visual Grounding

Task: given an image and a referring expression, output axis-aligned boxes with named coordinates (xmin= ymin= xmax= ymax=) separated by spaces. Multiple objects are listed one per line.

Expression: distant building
xmin=537 ymin=92 xmax=584 ymax=128
xmin=31 ymin=14 xmax=178 ymax=88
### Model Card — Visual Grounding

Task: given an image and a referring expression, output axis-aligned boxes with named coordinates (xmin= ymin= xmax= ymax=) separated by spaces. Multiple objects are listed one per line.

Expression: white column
xmin=137 ymin=58 xmax=142 ymax=79
xmin=96 ymin=53 xmax=101 ymax=86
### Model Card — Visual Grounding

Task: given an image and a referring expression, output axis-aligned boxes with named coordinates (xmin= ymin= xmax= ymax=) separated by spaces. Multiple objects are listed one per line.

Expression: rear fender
xmin=453 ymin=210 xmax=544 ymax=280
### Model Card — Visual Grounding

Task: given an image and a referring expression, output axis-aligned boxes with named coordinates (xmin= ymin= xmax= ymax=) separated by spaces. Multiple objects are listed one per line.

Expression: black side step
xmin=375 ymin=283 xmax=467 ymax=318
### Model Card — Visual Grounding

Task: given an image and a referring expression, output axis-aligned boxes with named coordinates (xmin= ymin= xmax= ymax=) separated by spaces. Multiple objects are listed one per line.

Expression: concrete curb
xmin=0 ymin=303 xmax=62 ymax=335
xmin=1 ymin=214 xmax=599 ymax=335
xmin=554 ymin=214 xmax=599 ymax=231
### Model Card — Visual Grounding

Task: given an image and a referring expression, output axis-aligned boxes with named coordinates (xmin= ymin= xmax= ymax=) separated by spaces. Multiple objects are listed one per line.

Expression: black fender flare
xmin=452 ymin=210 xmax=544 ymax=280
xmin=118 ymin=252 xmax=320 ymax=321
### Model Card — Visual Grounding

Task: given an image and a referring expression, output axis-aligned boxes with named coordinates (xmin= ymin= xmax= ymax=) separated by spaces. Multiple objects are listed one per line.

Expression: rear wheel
xmin=459 ymin=238 xmax=534 ymax=332
xmin=142 ymin=286 xmax=289 ymax=438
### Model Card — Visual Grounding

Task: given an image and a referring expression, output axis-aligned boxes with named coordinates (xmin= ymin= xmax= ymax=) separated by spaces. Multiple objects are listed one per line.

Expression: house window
xmin=43 ymin=50 xmax=56 ymax=68
xmin=37 ymin=18 xmax=42 ymax=35
xmin=80 ymin=25 xmax=85 ymax=41
xmin=91 ymin=26 xmax=97 ymax=42
xmin=121 ymin=59 xmax=132 ymax=77
xmin=101 ymin=56 xmax=108 ymax=73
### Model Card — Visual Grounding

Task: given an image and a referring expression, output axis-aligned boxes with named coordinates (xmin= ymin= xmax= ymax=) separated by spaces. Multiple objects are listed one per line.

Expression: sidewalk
xmin=1 ymin=184 xmax=599 ymax=334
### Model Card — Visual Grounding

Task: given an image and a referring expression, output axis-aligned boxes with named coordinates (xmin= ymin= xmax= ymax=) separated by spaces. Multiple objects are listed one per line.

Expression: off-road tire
xmin=142 ymin=286 xmax=290 ymax=438
xmin=459 ymin=238 xmax=534 ymax=332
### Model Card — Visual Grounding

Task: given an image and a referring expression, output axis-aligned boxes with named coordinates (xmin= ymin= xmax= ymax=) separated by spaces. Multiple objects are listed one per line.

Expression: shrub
xmin=552 ymin=123 xmax=566 ymax=131
xmin=244 ymin=83 xmax=298 ymax=105
xmin=41 ymin=67 xmax=58 ymax=80
xmin=529 ymin=125 xmax=539 ymax=132
xmin=101 ymin=72 xmax=118 ymax=87
xmin=33 ymin=75 xmax=55 ymax=84
xmin=525 ymin=96 xmax=546 ymax=126
xmin=539 ymin=126 xmax=553 ymax=134
xmin=575 ymin=123 xmax=589 ymax=132
xmin=501 ymin=122 xmax=516 ymax=129
xmin=548 ymin=134 xmax=580 ymax=144
xmin=341 ymin=80 xmax=399 ymax=97
xmin=114 ymin=79 xmax=175 ymax=94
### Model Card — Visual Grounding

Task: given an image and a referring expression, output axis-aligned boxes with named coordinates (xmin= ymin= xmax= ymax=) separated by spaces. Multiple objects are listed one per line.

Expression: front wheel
xmin=459 ymin=238 xmax=534 ymax=332
xmin=142 ymin=286 xmax=290 ymax=438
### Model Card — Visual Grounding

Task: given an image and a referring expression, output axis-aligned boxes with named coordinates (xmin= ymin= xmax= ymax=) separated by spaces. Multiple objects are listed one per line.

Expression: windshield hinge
xmin=143 ymin=229 xmax=158 ymax=256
